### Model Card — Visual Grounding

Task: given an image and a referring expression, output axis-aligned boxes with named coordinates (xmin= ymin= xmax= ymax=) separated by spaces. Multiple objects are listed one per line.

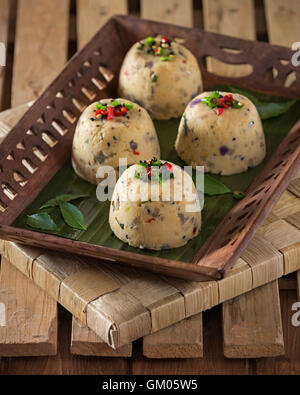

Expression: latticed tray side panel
xmin=0 ymin=15 xmax=298 ymax=279
xmin=0 ymin=18 xmax=123 ymax=225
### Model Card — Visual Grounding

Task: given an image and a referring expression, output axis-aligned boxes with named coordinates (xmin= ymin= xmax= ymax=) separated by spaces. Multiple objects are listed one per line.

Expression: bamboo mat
xmin=0 ymin=0 xmax=299 ymax=360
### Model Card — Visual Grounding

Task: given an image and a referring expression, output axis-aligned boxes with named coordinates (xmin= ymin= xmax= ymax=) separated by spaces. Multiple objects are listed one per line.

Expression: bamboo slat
xmin=288 ymin=178 xmax=300 ymax=198
xmin=141 ymin=0 xmax=193 ymax=27
xmin=223 ymin=281 xmax=284 ymax=358
xmin=71 ymin=317 xmax=132 ymax=357
xmin=76 ymin=0 xmax=128 ymax=50
xmin=218 ymin=258 xmax=252 ymax=303
xmin=284 ymin=212 xmax=300 ymax=230
xmin=12 ymin=0 xmax=69 ymax=106
xmin=0 ymin=0 xmax=9 ymax=110
xmin=271 ymin=191 xmax=300 ymax=219
xmin=258 ymin=220 xmax=300 ymax=275
xmin=241 ymin=235 xmax=283 ymax=288
xmin=143 ymin=313 xmax=203 ymax=359
xmin=0 ymin=258 xmax=57 ymax=356
xmin=161 ymin=276 xmax=219 ymax=317
xmin=202 ymin=0 xmax=256 ymax=77
xmin=120 ymin=275 xmax=186 ymax=333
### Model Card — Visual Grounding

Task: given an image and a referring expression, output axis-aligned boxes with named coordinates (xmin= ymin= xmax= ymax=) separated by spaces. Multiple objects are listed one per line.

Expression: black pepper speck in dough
xmin=72 ymin=99 xmax=160 ymax=184
xmin=175 ymin=92 xmax=266 ymax=175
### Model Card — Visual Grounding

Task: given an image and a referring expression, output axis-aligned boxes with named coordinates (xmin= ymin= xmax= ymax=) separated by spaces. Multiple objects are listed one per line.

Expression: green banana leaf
xmin=14 ymin=87 xmax=300 ymax=263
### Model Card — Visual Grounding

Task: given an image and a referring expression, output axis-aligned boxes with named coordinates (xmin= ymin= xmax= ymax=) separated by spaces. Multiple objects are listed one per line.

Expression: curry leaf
xmin=58 ymin=201 xmax=87 ymax=231
xmin=40 ymin=193 xmax=90 ymax=210
xmin=204 ymin=175 xmax=231 ymax=196
xmin=257 ymin=101 xmax=296 ymax=120
xmin=26 ymin=213 xmax=59 ymax=232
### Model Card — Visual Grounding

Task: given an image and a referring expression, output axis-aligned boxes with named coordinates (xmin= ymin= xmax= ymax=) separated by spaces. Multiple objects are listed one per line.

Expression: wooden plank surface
xmin=141 ymin=0 xmax=193 ymax=27
xmin=255 ymin=291 xmax=300 ymax=374
xmin=12 ymin=0 xmax=69 ymax=106
xmin=76 ymin=0 xmax=128 ymax=50
xmin=203 ymin=0 xmax=256 ymax=77
xmin=143 ymin=313 xmax=203 ymax=359
xmin=0 ymin=0 xmax=9 ymax=110
xmin=264 ymin=0 xmax=300 ymax=47
xmin=223 ymin=281 xmax=284 ymax=358
xmin=0 ymin=304 xmax=129 ymax=374
xmin=133 ymin=305 xmax=252 ymax=374
xmin=0 ymin=258 xmax=57 ymax=356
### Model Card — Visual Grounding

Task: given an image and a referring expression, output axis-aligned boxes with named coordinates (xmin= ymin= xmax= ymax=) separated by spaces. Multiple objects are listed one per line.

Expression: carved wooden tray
xmin=0 ymin=15 xmax=299 ymax=281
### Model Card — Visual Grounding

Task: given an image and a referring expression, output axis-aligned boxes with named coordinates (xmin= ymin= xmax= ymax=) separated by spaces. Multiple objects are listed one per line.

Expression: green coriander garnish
xmin=139 ymin=36 xmax=175 ymax=61
xmin=135 ymin=158 xmax=174 ymax=184
xmin=124 ymin=102 xmax=134 ymax=110
xmin=146 ymin=36 xmax=155 ymax=47
xmin=202 ymin=91 xmax=244 ymax=116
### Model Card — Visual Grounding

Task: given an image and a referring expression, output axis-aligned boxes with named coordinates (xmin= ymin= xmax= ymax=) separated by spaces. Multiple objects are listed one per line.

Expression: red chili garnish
xmin=114 ymin=106 xmax=127 ymax=117
xmin=133 ymin=150 xmax=140 ymax=156
xmin=217 ymin=108 xmax=224 ymax=116
xmin=107 ymin=106 xmax=114 ymax=120
xmin=224 ymin=94 xmax=233 ymax=102
xmin=124 ymin=70 xmax=129 ymax=77
xmin=182 ymin=59 xmax=187 ymax=64
xmin=95 ymin=109 xmax=108 ymax=118
xmin=193 ymin=227 xmax=197 ymax=235
xmin=163 ymin=163 xmax=173 ymax=171
xmin=147 ymin=218 xmax=155 ymax=224
xmin=161 ymin=37 xmax=170 ymax=44
xmin=146 ymin=166 xmax=152 ymax=176
xmin=218 ymin=98 xmax=229 ymax=109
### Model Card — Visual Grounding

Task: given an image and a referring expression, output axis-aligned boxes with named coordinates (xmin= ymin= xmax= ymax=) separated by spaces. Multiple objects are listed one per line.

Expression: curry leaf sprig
xmin=26 ymin=193 xmax=89 ymax=232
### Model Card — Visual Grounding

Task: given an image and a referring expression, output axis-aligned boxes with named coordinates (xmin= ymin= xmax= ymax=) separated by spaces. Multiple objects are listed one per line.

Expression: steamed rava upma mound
xmin=72 ymin=99 xmax=160 ymax=184
xmin=109 ymin=158 xmax=202 ymax=251
xmin=175 ymin=91 xmax=266 ymax=175
xmin=118 ymin=36 xmax=203 ymax=120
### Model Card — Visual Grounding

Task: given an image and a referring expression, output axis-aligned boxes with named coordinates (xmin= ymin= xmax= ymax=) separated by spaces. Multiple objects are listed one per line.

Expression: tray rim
xmin=0 ymin=14 xmax=299 ymax=282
